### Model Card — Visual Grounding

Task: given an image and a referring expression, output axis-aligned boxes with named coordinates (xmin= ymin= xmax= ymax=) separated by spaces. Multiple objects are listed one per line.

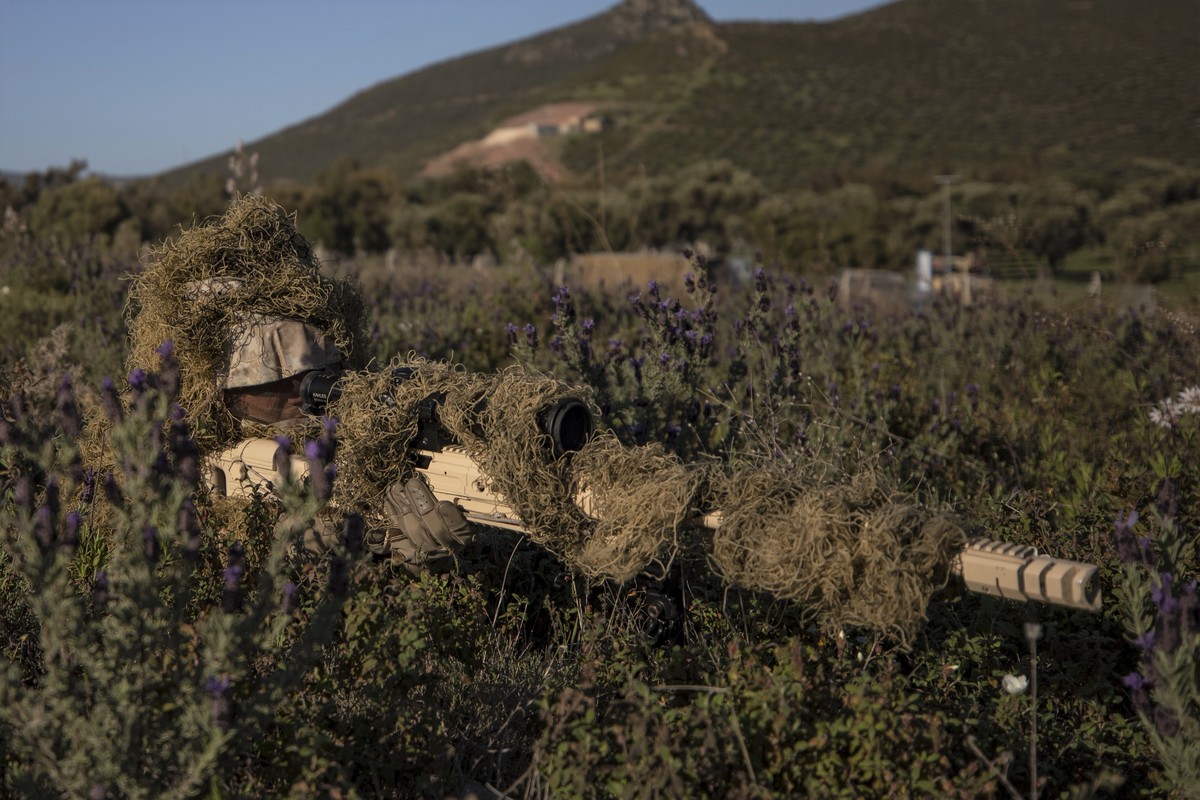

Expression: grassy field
xmin=1 ymin=231 xmax=1198 ymax=797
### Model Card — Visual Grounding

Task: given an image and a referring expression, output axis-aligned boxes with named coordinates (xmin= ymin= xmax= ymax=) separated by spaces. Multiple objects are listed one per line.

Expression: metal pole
xmin=936 ymin=175 xmax=962 ymax=302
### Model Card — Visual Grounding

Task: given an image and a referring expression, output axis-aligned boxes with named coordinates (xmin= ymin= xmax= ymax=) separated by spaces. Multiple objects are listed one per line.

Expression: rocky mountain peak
xmin=606 ymin=0 xmax=713 ymax=36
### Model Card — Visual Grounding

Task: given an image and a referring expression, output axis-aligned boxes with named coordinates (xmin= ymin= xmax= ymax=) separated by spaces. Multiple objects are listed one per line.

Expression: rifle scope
xmin=298 ymin=368 xmax=594 ymax=454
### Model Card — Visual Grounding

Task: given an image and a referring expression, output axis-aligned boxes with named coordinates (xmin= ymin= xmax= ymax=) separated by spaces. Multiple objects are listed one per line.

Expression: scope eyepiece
xmin=299 ymin=369 xmax=344 ymax=415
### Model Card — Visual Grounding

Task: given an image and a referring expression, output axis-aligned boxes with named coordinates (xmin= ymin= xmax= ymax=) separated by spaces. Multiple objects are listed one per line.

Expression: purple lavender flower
xmin=92 ymin=570 xmax=109 ymax=608
xmin=281 ymin=581 xmax=299 ymax=616
xmin=1138 ymin=535 xmax=1156 ymax=568
xmin=100 ymin=377 xmax=124 ymax=424
xmin=64 ymin=511 xmax=82 ymax=549
xmin=1122 ymin=672 xmax=1150 ymax=714
xmin=55 ymin=374 xmax=81 ymax=438
xmin=523 ymin=324 xmax=538 ymax=349
xmin=222 ymin=565 xmax=245 ymax=613
xmin=128 ymin=368 xmax=148 ymax=392
xmin=1111 ymin=510 xmax=1141 ymax=564
xmin=156 ymin=342 xmax=180 ymax=399
xmin=305 ymin=421 xmax=339 ymax=502
xmin=206 ymin=675 xmax=234 ymax=730
xmin=180 ymin=500 xmax=201 ymax=560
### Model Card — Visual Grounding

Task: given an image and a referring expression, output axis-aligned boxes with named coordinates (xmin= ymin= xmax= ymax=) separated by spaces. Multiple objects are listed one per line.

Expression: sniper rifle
xmin=207 ymin=368 xmax=1102 ymax=613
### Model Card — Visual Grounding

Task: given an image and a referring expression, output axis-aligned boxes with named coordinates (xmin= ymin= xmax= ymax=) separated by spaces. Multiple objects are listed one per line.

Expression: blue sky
xmin=0 ymin=0 xmax=885 ymax=177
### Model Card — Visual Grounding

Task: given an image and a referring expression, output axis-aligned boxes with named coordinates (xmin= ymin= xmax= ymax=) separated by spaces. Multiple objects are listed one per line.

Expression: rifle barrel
xmin=210 ymin=440 xmax=1103 ymax=611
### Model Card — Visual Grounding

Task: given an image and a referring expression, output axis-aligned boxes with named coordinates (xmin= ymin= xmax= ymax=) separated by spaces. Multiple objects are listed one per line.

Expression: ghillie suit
xmin=118 ymin=196 xmax=974 ymax=642
xmin=323 ymin=359 xmax=709 ymax=584
xmin=125 ymin=195 xmax=372 ymax=455
xmin=298 ymin=356 xmax=967 ymax=642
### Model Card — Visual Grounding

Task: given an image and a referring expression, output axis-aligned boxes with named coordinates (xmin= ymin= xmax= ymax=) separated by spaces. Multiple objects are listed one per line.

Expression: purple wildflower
xmin=55 ymin=375 xmax=81 ymax=438
xmin=100 ymin=377 xmax=124 ymax=424
xmin=281 ymin=582 xmax=299 ymax=615
xmin=157 ymin=343 xmax=180 ymax=399
xmin=222 ymin=565 xmax=244 ymax=613
xmin=92 ymin=570 xmax=109 ymax=608
xmin=206 ymin=675 xmax=234 ymax=730
xmin=64 ymin=511 xmax=82 ymax=550
xmin=1123 ymin=672 xmax=1150 ymax=714
xmin=1112 ymin=510 xmax=1141 ymax=565
xmin=180 ymin=500 xmax=201 ymax=560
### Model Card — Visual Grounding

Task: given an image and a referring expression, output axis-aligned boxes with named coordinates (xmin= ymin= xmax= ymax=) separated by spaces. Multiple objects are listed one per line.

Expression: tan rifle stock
xmin=209 ymin=438 xmax=1102 ymax=613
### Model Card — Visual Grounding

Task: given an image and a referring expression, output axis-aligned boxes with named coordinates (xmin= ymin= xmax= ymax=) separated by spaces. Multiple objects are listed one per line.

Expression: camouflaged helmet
xmin=225 ymin=314 xmax=342 ymax=389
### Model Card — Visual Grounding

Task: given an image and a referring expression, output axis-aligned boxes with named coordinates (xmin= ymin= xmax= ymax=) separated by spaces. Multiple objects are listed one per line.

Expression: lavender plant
xmin=1113 ymin=501 xmax=1200 ymax=794
xmin=0 ymin=347 xmax=358 ymax=798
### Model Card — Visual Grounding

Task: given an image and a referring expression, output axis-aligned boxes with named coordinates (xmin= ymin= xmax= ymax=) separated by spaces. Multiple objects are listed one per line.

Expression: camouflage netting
xmin=326 ymin=357 xmax=705 ymax=582
xmin=708 ymin=465 xmax=967 ymax=643
xmin=126 ymin=195 xmax=372 ymax=454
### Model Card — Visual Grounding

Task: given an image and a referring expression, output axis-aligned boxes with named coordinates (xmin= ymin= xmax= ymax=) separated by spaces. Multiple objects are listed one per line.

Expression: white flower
xmin=1002 ymin=674 xmax=1029 ymax=695
xmin=1179 ymin=386 xmax=1200 ymax=415
xmin=1149 ymin=405 xmax=1175 ymax=430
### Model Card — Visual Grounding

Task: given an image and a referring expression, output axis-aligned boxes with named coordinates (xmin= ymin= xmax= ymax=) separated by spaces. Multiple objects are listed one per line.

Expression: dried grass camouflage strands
xmin=570 ymin=431 xmax=706 ymax=582
xmin=326 ymin=357 xmax=459 ymax=529
xmin=126 ymin=195 xmax=372 ymax=454
xmin=709 ymin=465 xmax=967 ymax=644
xmin=326 ymin=358 xmax=706 ymax=582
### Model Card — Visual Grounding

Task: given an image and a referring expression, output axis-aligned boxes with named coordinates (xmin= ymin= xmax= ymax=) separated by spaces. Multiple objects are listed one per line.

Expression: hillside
xmin=165 ymin=0 xmax=1200 ymax=192
xmin=165 ymin=0 xmax=709 ymax=186
xmin=553 ymin=0 xmax=1200 ymax=190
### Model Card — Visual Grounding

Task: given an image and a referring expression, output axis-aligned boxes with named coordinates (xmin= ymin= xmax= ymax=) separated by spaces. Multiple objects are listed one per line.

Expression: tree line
xmin=4 ymin=155 xmax=1199 ymax=282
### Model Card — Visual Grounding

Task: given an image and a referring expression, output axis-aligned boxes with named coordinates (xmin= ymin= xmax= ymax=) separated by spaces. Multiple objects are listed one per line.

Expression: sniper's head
xmin=223 ymin=314 xmax=342 ymax=425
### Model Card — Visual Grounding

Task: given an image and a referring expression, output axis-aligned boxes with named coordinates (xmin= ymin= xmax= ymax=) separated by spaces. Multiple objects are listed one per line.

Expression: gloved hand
xmin=384 ymin=475 xmax=476 ymax=574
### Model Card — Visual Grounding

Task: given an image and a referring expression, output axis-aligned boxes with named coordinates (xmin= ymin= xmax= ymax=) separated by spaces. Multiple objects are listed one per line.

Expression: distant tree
xmin=301 ymin=158 xmax=393 ymax=254
xmin=425 ymin=192 xmax=494 ymax=260
xmin=27 ymin=176 xmax=127 ymax=244
xmin=669 ymin=160 xmax=765 ymax=253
